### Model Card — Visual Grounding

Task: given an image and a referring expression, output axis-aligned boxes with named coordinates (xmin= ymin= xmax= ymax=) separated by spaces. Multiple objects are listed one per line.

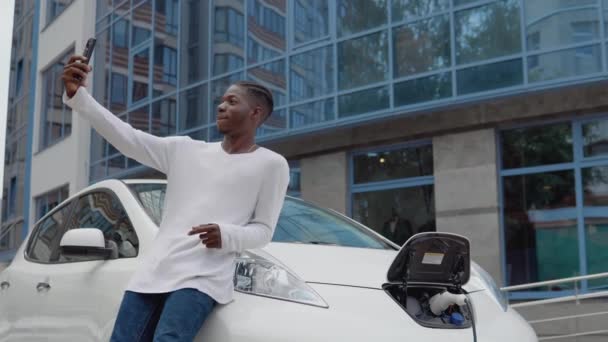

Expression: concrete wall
xmin=433 ymin=129 xmax=503 ymax=285
xmin=300 ymin=151 xmax=348 ymax=215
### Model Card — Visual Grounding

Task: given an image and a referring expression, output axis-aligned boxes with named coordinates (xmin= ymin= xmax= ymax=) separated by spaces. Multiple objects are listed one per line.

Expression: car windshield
xmin=128 ymin=183 xmax=394 ymax=250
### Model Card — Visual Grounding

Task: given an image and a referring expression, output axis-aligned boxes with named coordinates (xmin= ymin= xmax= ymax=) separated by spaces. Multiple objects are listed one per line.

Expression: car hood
xmin=262 ymin=242 xmax=398 ymax=289
xmin=261 ymin=242 xmax=487 ymax=292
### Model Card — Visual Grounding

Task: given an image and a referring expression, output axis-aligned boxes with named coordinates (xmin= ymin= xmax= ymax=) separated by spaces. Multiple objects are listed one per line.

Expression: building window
xmin=113 ymin=19 xmax=129 ymax=48
xmin=214 ymin=7 xmax=244 ymax=47
xmin=351 ymin=143 xmax=435 ymax=246
xmin=46 ymin=0 xmax=73 ymax=25
xmin=111 ymin=73 xmax=127 ymax=106
xmin=293 ymin=0 xmax=329 ymax=45
xmin=154 ymin=45 xmax=178 ymax=86
xmin=8 ymin=177 xmax=17 ymax=217
xmin=288 ymin=161 xmax=301 ymax=198
xmin=1 ymin=189 xmax=7 ymax=222
xmin=500 ymin=117 xmax=608 ymax=296
xmin=35 ymin=185 xmax=69 ymax=220
xmin=40 ymin=50 xmax=73 ymax=150
xmin=15 ymin=59 xmax=23 ymax=97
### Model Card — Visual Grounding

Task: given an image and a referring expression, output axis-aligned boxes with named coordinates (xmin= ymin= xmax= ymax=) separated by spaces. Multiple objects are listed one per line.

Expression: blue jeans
xmin=110 ymin=288 xmax=216 ymax=342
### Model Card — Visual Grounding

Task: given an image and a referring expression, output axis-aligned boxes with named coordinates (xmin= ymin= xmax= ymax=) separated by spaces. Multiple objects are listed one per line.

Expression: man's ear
xmin=251 ymin=105 xmax=264 ymax=124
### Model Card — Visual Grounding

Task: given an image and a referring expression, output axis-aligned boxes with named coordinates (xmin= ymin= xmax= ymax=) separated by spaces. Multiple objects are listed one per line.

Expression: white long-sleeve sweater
xmin=63 ymin=87 xmax=289 ymax=304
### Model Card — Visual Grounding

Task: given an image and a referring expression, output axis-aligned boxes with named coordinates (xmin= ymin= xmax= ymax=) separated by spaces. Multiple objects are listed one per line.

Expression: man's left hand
xmin=188 ymin=224 xmax=222 ymax=248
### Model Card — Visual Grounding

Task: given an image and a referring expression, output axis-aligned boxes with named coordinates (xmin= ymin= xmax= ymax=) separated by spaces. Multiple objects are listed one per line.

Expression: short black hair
xmin=234 ymin=81 xmax=274 ymax=121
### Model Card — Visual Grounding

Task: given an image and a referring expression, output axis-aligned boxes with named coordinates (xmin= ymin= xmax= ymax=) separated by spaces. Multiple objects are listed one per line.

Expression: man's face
xmin=216 ymin=85 xmax=259 ymax=135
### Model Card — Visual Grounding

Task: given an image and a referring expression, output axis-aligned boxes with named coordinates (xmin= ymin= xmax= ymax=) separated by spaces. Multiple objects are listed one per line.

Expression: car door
xmin=39 ymin=188 xmax=143 ymax=342
xmin=0 ymin=200 xmax=75 ymax=341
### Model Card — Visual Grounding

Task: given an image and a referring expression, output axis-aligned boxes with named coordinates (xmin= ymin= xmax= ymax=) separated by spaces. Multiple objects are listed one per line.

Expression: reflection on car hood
xmin=262 ymin=243 xmax=398 ymax=289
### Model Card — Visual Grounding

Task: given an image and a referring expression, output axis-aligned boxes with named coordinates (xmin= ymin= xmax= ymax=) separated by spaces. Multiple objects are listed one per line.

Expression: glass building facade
xmin=1 ymin=0 xmax=37 ymax=253
xmin=91 ymin=0 xmax=608 ymax=182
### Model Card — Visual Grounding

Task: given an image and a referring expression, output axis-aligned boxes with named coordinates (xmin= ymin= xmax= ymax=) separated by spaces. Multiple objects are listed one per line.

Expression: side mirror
xmin=59 ymin=228 xmax=117 ymax=260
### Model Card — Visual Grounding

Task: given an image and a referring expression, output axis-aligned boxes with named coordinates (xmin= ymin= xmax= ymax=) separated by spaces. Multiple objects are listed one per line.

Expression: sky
xmin=0 ymin=0 xmax=15 ymax=202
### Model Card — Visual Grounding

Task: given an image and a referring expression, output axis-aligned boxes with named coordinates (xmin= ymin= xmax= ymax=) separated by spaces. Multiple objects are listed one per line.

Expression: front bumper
xmin=195 ymin=283 xmax=538 ymax=342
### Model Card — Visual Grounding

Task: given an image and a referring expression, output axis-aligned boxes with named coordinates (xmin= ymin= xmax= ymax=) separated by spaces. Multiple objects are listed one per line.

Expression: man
xmin=62 ymin=55 xmax=290 ymax=341
xmin=382 ymin=208 xmax=412 ymax=246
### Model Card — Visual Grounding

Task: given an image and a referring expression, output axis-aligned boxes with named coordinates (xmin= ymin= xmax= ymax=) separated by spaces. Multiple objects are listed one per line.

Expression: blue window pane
xmin=503 ymin=170 xmax=579 ymax=287
xmin=456 ymin=59 xmax=523 ymax=95
xmin=392 ymin=0 xmax=449 ymax=22
xmin=352 ymin=185 xmax=435 ymax=246
xmin=247 ymin=0 xmax=286 ymax=64
xmin=528 ymin=45 xmax=602 ymax=83
xmin=41 ymin=50 xmax=73 ymax=149
xmin=248 ymin=59 xmax=287 ymax=107
xmin=290 ymin=45 xmax=334 ymax=101
xmin=8 ymin=177 xmax=17 ymax=216
xmin=154 ymin=0 xmax=179 ymax=36
xmin=293 ymin=0 xmax=329 ymax=45
xmin=90 ymin=160 xmax=108 ymax=182
xmin=213 ymin=4 xmax=245 ymax=76
xmin=213 ymin=53 xmax=244 ymax=76
xmin=179 ymin=0 xmax=209 ymax=86
xmin=526 ymin=1 xmax=599 ymax=52
xmin=108 ymin=155 xmax=127 ymax=175
xmin=131 ymin=48 xmax=150 ymax=103
xmin=112 ymin=17 xmax=129 ymax=49
xmin=455 ymin=0 xmax=521 ymax=64
xmin=583 ymin=118 xmax=608 ymax=158
xmin=132 ymin=27 xmax=151 ymax=47
xmin=393 ymin=15 xmax=451 ymax=78
xmin=338 ymin=86 xmax=389 ymax=118
xmin=153 ymin=41 xmax=178 ymax=96
xmin=337 ymin=0 xmax=387 ymax=37
xmin=501 ymin=122 xmax=573 ymax=169
xmin=290 ymin=98 xmax=335 ymax=129
xmin=257 ymin=109 xmax=287 ymax=137
xmin=287 ymin=161 xmax=301 ymax=197
xmin=582 ymin=166 xmax=608 ymax=289
xmin=394 ymin=72 xmax=452 ymax=107
xmin=152 ymin=95 xmax=177 ymax=137
xmin=111 ymin=73 xmax=127 ymax=107
xmin=338 ymin=31 xmax=389 ymax=90
xmin=353 ymin=145 xmax=433 ymax=184
xmin=47 ymin=0 xmax=73 ymax=25
xmin=179 ymin=83 xmax=208 ymax=131
xmin=15 ymin=59 xmax=23 ymax=96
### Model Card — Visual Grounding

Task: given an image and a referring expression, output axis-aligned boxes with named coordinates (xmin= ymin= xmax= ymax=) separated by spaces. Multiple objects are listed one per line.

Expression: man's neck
xmin=222 ymin=135 xmax=257 ymax=154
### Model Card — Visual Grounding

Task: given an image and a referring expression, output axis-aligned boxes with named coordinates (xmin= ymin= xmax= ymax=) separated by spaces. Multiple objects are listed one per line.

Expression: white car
xmin=0 ymin=179 xmax=537 ymax=342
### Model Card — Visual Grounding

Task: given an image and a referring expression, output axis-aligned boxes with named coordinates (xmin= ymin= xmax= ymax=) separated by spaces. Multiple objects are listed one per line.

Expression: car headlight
xmin=234 ymin=254 xmax=329 ymax=308
xmin=473 ymin=263 xmax=508 ymax=312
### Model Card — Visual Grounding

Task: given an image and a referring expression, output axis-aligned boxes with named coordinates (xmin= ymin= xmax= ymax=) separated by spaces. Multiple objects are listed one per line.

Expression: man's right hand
xmin=62 ymin=55 xmax=92 ymax=98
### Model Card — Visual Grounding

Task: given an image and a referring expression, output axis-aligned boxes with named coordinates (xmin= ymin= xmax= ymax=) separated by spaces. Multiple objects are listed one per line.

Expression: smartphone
xmin=82 ymin=38 xmax=96 ymax=64
xmin=74 ymin=38 xmax=96 ymax=81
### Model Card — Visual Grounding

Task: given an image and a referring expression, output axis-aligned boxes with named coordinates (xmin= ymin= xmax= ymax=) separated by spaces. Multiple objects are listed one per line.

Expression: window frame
xmin=498 ymin=113 xmax=608 ymax=299
xmin=39 ymin=48 xmax=75 ymax=151
xmin=349 ymin=140 xmax=436 ymax=244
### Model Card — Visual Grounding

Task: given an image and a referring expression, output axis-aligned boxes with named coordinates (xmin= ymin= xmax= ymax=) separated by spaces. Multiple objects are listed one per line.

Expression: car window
xmin=60 ymin=191 xmax=139 ymax=262
xmin=128 ymin=183 xmax=165 ymax=225
xmin=129 ymin=183 xmax=394 ymax=250
xmin=273 ymin=199 xmax=393 ymax=249
xmin=27 ymin=201 xmax=74 ymax=263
